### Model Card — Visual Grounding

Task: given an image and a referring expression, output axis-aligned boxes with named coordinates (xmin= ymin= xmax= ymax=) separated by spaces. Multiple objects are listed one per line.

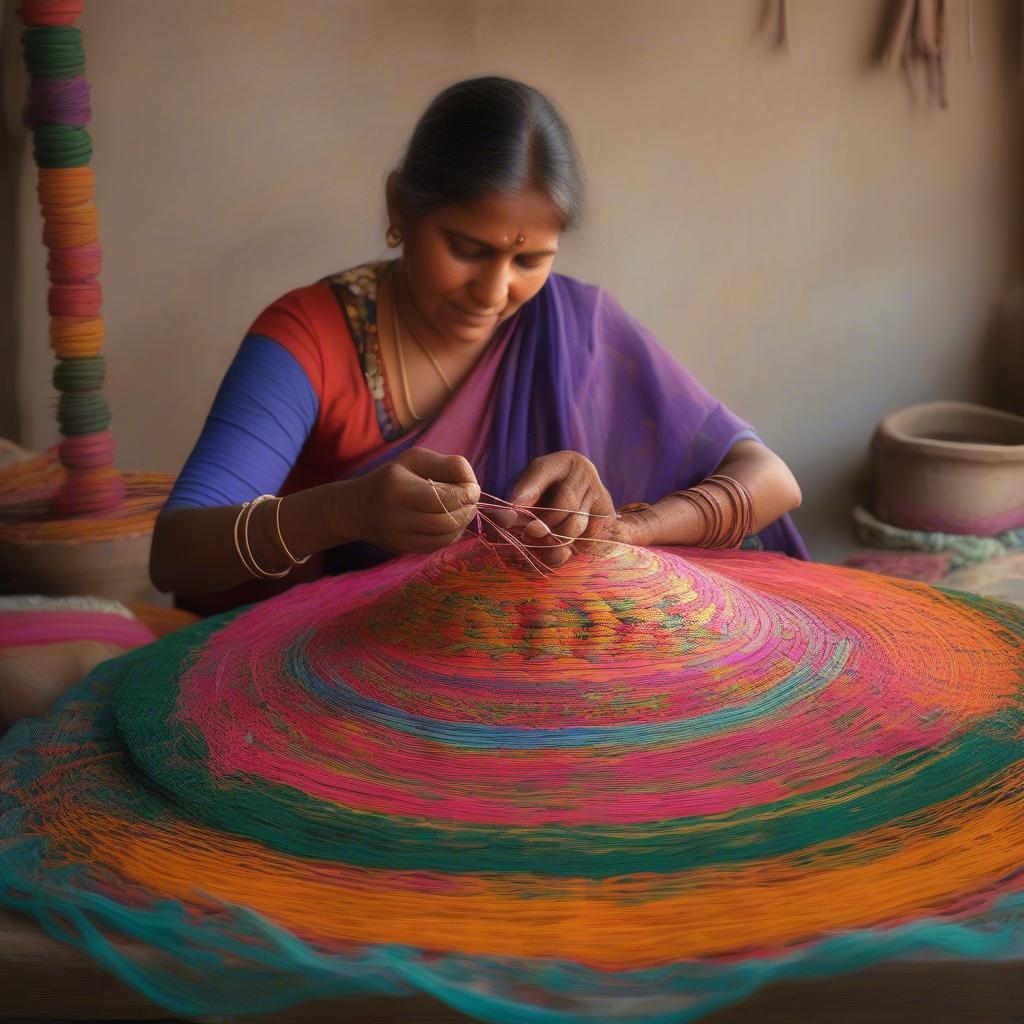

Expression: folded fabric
xmin=854 ymin=505 xmax=1024 ymax=568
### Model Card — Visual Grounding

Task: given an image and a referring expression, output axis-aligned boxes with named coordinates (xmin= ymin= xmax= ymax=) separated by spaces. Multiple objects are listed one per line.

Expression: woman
xmin=151 ymin=76 xmax=805 ymax=613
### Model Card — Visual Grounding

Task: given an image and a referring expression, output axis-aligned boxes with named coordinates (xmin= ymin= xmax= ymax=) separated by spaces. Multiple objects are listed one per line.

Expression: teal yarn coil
xmin=57 ymin=391 xmax=110 ymax=435
xmin=53 ymin=355 xmax=104 ymax=393
xmin=32 ymin=125 xmax=92 ymax=168
xmin=21 ymin=26 xmax=85 ymax=78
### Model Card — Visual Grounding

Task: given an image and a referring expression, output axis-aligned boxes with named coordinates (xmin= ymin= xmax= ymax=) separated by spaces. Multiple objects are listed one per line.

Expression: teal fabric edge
xmin=5 ymin=837 xmax=1024 ymax=1024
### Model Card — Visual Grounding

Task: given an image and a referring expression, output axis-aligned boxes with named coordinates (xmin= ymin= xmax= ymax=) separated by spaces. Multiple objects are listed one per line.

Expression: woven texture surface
xmin=1 ymin=540 xmax=1023 ymax=1023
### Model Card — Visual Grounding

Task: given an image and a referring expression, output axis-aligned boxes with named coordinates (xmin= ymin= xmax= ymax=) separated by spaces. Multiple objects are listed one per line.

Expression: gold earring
xmin=386 ymin=226 xmax=403 ymax=248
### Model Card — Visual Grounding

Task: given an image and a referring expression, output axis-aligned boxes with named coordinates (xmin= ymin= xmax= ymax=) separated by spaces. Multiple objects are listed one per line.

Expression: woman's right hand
xmin=348 ymin=448 xmax=481 ymax=553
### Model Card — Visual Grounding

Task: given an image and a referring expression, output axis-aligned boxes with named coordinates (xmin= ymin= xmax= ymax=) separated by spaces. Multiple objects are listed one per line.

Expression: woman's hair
xmin=393 ymin=76 xmax=585 ymax=230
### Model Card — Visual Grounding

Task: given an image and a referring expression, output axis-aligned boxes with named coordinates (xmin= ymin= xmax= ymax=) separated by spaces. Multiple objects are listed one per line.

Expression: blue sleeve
xmin=164 ymin=335 xmax=319 ymax=510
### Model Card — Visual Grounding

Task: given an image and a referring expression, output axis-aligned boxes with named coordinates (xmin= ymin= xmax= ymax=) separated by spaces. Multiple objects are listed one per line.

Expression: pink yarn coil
xmin=47 ymin=243 xmax=101 ymax=282
xmin=48 ymin=281 xmax=102 ymax=317
xmin=59 ymin=431 xmax=115 ymax=470
xmin=17 ymin=0 xmax=84 ymax=27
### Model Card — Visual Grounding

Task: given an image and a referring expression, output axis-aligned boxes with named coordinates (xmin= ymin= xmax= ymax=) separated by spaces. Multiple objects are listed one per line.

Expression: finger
xmin=580 ymin=487 xmax=616 ymax=541
xmin=401 ymin=472 xmax=480 ymax=516
xmin=542 ymin=478 xmax=590 ymax=538
xmin=484 ymin=506 xmax=519 ymax=531
xmin=510 ymin=453 xmax=570 ymax=508
xmin=399 ymin=519 xmax=477 ymax=552
xmin=548 ymin=546 xmax=573 ymax=566
xmin=437 ymin=453 xmax=479 ymax=490
xmin=479 ymin=506 xmax=519 ymax=542
xmin=535 ymin=531 xmax=572 ymax=567
xmin=401 ymin=448 xmax=479 ymax=490
xmin=479 ymin=517 xmax=504 ymax=543
xmin=405 ymin=504 xmax=478 ymax=536
xmin=517 ymin=519 xmax=570 ymax=564
xmin=498 ymin=522 xmax=563 ymax=570
xmin=476 ymin=516 xmax=535 ymax=563
xmin=521 ymin=518 xmax=551 ymax=544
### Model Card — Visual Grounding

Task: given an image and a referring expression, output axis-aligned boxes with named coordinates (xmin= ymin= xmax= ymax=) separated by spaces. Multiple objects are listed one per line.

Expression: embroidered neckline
xmin=323 ymin=263 xmax=405 ymax=442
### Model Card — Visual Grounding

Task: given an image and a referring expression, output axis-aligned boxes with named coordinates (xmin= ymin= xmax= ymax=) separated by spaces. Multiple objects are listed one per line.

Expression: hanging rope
xmin=883 ymin=0 xmax=955 ymax=108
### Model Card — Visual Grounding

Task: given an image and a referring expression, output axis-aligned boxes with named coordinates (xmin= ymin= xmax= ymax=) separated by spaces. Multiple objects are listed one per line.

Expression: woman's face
xmin=393 ymin=185 xmax=563 ymax=349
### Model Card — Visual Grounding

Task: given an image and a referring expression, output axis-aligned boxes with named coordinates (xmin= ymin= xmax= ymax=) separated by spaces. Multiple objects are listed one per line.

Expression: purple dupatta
xmin=337 ymin=273 xmax=808 ymax=567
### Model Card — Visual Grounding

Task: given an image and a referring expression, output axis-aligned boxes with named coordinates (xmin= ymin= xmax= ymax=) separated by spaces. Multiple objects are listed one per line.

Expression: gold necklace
xmin=388 ymin=268 xmax=453 ymax=423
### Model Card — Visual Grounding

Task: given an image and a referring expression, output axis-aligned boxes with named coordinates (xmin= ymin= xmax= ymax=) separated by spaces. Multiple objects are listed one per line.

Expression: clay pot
xmin=871 ymin=401 xmax=1024 ymax=536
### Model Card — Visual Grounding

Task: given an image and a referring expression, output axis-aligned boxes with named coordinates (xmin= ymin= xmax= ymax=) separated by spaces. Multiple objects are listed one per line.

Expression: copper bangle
xmin=704 ymin=478 xmax=738 ymax=548
xmin=668 ymin=488 xmax=714 ymax=547
xmin=657 ymin=475 xmax=755 ymax=550
xmin=705 ymin=474 xmax=754 ymax=549
xmin=705 ymin=479 xmax=737 ymax=549
xmin=689 ymin=485 xmax=725 ymax=548
xmin=670 ymin=476 xmax=751 ymax=550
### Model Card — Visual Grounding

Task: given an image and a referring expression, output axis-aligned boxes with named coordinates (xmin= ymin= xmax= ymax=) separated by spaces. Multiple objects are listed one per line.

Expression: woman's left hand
xmin=603 ymin=503 xmax=662 ymax=548
xmin=510 ymin=451 xmax=616 ymax=565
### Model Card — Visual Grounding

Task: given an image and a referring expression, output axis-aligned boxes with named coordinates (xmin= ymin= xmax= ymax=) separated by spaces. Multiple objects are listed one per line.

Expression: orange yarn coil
xmin=42 ymin=201 xmax=99 ymax=248
xmin=50 ymin=316 xmax=104 ymax=358
xmin=37 ymin=166 xmax=94 ymax=209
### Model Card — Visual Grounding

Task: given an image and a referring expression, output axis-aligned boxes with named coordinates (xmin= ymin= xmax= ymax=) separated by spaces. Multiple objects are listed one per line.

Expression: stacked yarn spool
xmin=20 ymin=0 xmax=122 ymax=516
xmin=0 ymin=0 xmax=172 ymax=600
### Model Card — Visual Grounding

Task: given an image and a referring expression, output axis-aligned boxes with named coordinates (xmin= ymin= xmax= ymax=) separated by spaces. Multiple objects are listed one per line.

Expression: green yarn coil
xmin=33 ymin=125 xmax=92 ymax=169
xmin=58 ymin=391 xmax=110 ymax=435
xmin=53 ymin=356 xmax=105 ymax=393
xmin=22 ymin=27 xmax=86 ymax=79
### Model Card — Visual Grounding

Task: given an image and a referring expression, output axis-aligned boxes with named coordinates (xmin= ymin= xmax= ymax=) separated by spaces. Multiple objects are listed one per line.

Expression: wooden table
xmin=3 ymin=908 xmax=1023 ymax=1024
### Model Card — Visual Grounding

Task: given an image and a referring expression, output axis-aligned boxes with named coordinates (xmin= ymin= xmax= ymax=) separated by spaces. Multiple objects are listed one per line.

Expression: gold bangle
xmin=273 ymin=496 xmax=311 ymax=566
xmin=233 ymin=501 xmax=257 ymax=576
xmin=241 ymin=494 xmax=291 ymax=579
